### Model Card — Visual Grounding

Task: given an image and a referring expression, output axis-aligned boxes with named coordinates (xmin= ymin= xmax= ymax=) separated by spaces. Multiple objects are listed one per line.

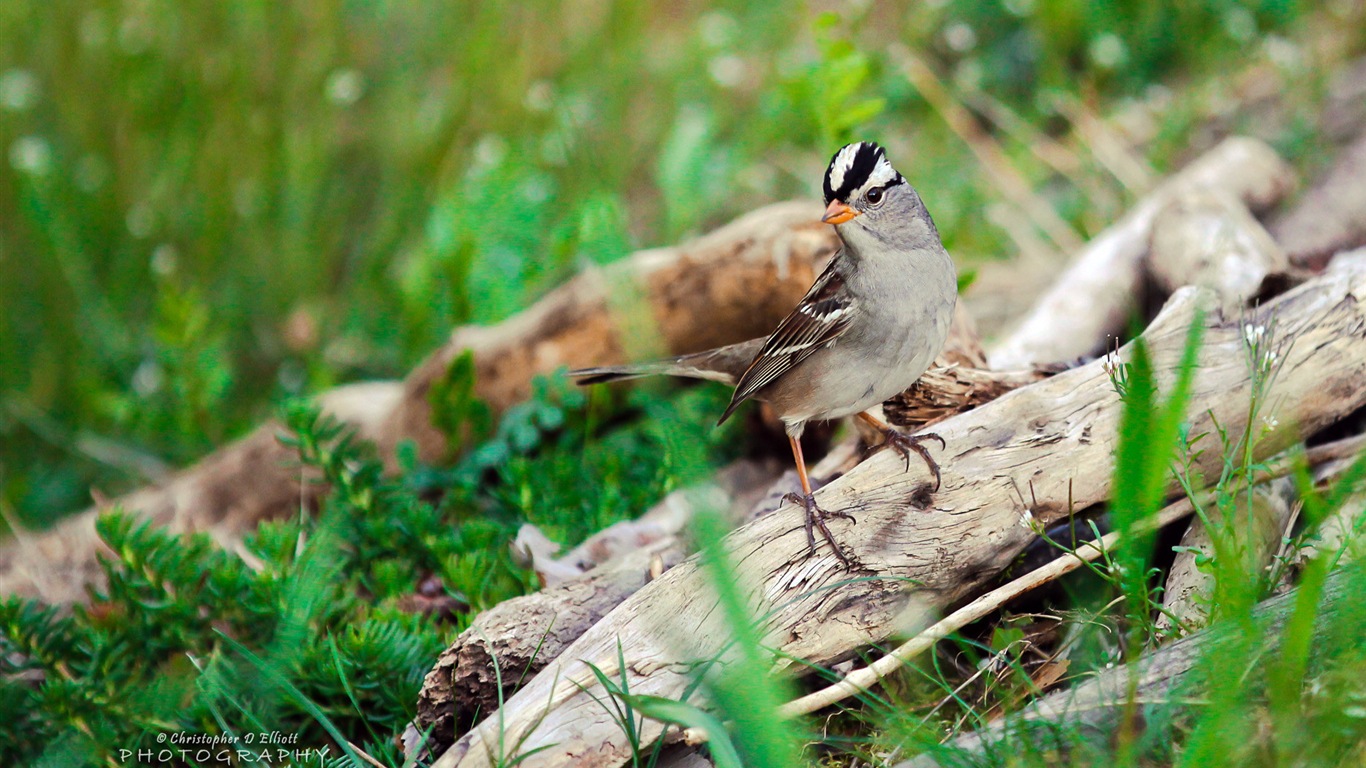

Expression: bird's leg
xmin=782 ymin=435 xmax=855 ymax=565
xmin=857 ymin=412 xmax=946 ymax=491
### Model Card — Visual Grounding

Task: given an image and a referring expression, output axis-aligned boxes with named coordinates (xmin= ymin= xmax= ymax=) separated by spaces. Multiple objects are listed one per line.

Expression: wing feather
xmin=717 ymin=256 xmax=857 ymax=424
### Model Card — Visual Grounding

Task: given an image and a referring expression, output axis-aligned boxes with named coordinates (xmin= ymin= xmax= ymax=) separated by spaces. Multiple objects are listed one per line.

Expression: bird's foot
xmin=877 ymin=429 xmax=945 ymax=491
xmin=783 ymin=491 xmax=856 ymax=565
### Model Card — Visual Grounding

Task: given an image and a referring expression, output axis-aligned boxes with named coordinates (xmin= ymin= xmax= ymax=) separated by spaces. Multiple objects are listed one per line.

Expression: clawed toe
xmin=783 ymin=491 xmax=854 ymax=565
xmin=882 ymin=430 xmax=944 ymax=491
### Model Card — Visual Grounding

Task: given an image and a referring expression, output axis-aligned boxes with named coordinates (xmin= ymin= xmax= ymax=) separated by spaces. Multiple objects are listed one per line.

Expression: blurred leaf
xmin=624 ymin=694 xmax=744 ymax=768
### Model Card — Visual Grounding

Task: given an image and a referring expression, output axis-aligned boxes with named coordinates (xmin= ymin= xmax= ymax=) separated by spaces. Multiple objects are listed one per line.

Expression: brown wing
xmin=717 ymin=257 xmax=857 ymax=424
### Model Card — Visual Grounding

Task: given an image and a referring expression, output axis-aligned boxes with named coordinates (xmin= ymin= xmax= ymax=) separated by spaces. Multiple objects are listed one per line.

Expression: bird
xmin=570 ymin=141 xmax=957 ymax=564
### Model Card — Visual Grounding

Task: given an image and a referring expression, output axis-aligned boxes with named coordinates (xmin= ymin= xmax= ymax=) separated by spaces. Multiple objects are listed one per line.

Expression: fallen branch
xmin=375 ymin=201 xmax=838 ymax=467
xmin=435 ymin=254 xmax=1366 ymax=768
xmin=1147 ymin=189 xmax=1290 ymax=306
xmin=776 ymin=499 xmax=1191 ymax=720
xmin=988 ymin=136 xmax=1294 ymax=369
xmin=1271 ymin=131 xmax=1366 ymax=270
xmin=414 ymin=460 xmax=782 ymax=750
xmin=413 ymin=306 xmax=1012 ymax=755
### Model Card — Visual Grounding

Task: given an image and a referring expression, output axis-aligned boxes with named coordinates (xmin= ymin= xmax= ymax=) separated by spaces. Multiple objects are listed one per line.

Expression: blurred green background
xmin=0 ymin=0 xmax=1349 ymax=529
xmin=6 ymin=3 xmax=1366 ymax=765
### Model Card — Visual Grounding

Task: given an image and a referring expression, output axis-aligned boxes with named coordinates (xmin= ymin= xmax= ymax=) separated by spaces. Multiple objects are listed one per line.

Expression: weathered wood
xmin=1271 ymin=131 xmax=1366 ymax=270
xmin=413 ymin=305 xmax=1013 ymax=756
xmin=416 ymin=543 xmax=682 ymax=753
xmin=434 ymin=254 xmax=1366 ymax=768
xmin=0 ymin=382 xmax=401 ymax=604
xmin=988 ymin=136 xmax=1294 ymax=369
xmin=1148 ymin=189 xmax=1290 ymax=306
xmin=772 ymin=434 xmax=1364 ymax=722
xmin=0 ymin=202 xmax=836 ymax=604
xmin=896 ymin=566 xmax=1362 ymax=768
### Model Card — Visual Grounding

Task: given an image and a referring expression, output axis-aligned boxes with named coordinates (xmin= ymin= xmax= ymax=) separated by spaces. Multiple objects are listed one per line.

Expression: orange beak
xmin=822 ymin=200 xmax=859 ymax=225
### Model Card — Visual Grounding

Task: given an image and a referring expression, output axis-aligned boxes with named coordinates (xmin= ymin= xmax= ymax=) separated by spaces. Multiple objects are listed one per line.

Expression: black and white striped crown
xmin=822 ymin=141 xmax=904 ymax=204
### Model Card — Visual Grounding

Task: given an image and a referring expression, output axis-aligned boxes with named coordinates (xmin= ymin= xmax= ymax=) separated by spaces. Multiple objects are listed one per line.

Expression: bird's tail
xmin=567 ymin=360 xmax=694 ymax=385
xmin=567 ymin=339 xmax=764 ymax=388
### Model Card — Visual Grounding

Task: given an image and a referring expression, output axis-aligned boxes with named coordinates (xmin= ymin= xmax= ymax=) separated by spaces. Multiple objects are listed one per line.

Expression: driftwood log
xmin=432 ymin=253 xmax=1366 ymax=767
xmin=0 ymin=202 xmax=839 ymax=603
xmin=376 ymin=202 xmax=840 ymax=466
xmin=414 ymin=460 xmax=785 ymax=748
xmin=1147 ymin=189 xmax=1290 ymax=306
xmin=413 ymin=298 xmax=1006 ymax=748
xmin=1271 ymin=130 xmax=1366 ymax=270
xmin=416 ymin=136 xmax=1314 ymax=756
xmin=988 ymin=136 xmax=1293 ymax=369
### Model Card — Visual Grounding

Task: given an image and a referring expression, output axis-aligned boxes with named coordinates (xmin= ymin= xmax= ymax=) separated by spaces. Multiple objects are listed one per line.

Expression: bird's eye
xmin=866 ymin=186 xmax=885 ymax=205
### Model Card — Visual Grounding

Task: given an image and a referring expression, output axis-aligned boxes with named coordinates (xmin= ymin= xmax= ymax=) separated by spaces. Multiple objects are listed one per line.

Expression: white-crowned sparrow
xmin=571 ymin=141 xmax=957 ymax=563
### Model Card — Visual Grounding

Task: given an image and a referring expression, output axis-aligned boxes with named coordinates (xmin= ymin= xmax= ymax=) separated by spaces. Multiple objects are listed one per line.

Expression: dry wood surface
xmin=988 ymin=137 xmax=1293 ymax=369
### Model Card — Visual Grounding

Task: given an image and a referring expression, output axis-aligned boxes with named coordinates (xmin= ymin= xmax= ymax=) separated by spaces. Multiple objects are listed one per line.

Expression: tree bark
xmin=434 ymin=253 xmax=1366 ymax=768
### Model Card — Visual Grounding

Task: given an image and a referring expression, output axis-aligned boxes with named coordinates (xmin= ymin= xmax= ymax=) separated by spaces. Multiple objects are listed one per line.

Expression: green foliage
xmin=934 ymin=0 xmax=1306 ymax=105
xmin=625 ymin=695 xmax=744 ymax=768
xmin=775 ymin=12 xmax=888 ymax=150
xmin=1166 ymin=318 xmax=1294 ymax=635
xmin=0 ymin=376 xmax=740 ymax=765
xmin=0 ymin=1 xmax=800 ymax=525
xmin=1109 ymin=310 xmax=1203 ymax=652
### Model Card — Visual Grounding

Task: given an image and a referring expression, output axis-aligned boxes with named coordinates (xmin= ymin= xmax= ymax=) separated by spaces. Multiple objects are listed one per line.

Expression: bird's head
xmin=821 ymin=141 xmax=909 ymax=227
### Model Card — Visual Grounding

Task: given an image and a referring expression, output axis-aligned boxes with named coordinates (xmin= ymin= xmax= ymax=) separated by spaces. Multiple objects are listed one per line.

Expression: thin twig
xmin=345 ymin=741 xmax=388 ymax=768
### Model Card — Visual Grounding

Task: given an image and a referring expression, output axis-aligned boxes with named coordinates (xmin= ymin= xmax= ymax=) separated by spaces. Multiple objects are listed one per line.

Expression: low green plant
xmin=0 ymin=372 xmax=743 ymax=765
